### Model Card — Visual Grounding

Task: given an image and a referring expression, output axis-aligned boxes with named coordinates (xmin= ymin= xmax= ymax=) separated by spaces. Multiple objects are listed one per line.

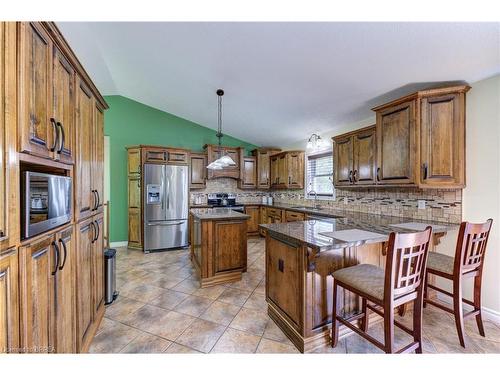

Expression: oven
xmin=22 ymin=171 xmax=72 ymax=239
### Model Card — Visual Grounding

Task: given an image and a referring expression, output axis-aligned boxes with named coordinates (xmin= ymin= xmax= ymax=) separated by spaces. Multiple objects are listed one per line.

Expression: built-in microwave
xmin=22 ymin=171 xmax=72 ymax=239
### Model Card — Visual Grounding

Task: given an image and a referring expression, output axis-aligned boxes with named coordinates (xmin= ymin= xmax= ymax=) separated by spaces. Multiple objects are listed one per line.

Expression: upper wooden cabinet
xmin=270 ymin=151 xmax=305 ymax=189
xmin=93 ymin=103 xmax=105 ymax=212
xmin=333 ymin=126 xmax=376 ymax=186
xmin=252 ymin=148 xmax=281 ymax=189
xmin=204 ymin=144 xmax=240 ymax=179
xmin=0 ymin=23 xmax=19 ymax=251
xmin=190 ymin=152 xmax=207 ymax=189
xmin=239 ymin=149 xmax=257 ymax=189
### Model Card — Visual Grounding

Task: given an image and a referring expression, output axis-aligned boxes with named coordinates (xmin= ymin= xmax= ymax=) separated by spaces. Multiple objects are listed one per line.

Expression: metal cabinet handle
xmin=90 ymin=221 xmax=96 ymax=243
xmin=51 ymin=241 xmax=60 ymax=275
xmin=422 ymin=163 xmax=428 ymax=180
xmin=376 ymin=167 xmax=380 ymax=182
xmin=50 ymin=118 xmax=59 ymax=152
xmin=56 ymin=121 xmax=65 ymax=154
xmin=95 ymin=221 xmax=100 ymax=241
xmin=288 ymin=176 xmax=291 ymax=185
xmin=58 ymin=238 xmax=68 ymax=270
xmin=91 ymin=190 xmax=96 ymax=211
xmin=96 ymin=190 xmax=100 ymax=209
xmin=348 ymin=170 xmax=353 ymax=183
xmin=353 ymin=170 xmax=357 ymax=183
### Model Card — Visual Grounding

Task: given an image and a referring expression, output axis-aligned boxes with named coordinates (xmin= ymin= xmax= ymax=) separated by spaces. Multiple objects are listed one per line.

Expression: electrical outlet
xmin=417 ymin=200 xmax=426 ymax=210
xmin=343 ymin=197 xmax=348 ymax=204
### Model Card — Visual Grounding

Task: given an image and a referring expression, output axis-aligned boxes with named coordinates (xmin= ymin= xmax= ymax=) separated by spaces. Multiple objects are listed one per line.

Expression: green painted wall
xmin=104 ymin=95 xmax=259 ymax=243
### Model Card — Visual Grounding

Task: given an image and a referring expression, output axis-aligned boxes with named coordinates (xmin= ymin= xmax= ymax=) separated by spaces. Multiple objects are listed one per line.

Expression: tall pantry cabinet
xmin=0 ymin=22 xmax=108 ymax=353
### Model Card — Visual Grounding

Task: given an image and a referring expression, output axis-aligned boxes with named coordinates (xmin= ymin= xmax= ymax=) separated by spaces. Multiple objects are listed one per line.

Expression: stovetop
xmin=207 ymin=193 xmax=241 ymax=207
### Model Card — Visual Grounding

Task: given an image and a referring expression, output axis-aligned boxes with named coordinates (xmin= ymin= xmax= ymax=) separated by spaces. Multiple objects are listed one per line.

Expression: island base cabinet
xmin=265 ymin=234 xmax=386 ymax=353
xmin=0 ymin=248 xmax=19 ymax=353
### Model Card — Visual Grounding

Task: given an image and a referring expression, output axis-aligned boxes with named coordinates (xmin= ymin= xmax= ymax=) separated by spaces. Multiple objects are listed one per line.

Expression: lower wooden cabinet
xmin=259 ymin=207 xmax=267 ymax=237
xmin=75 ymin=214 xmax=104 ymax=353
xmin=19 ymin=225 xmax=75 ymax=353
xmin=245 ymin=206 xmax=260 ymax=235
xmin=0 ymin=247 xmax=19 ymax=353
xmin=285 ymin=210 xmax=305 ymax=222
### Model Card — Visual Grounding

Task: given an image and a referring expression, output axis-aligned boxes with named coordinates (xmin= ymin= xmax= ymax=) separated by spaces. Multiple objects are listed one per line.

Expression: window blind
xmin=306 ymin=151 xmax=334 ymax=197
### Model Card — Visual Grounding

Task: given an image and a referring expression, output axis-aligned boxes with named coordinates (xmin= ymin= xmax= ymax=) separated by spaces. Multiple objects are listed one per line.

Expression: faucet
xmin=309 ymin=190 xmax=320 ymax=209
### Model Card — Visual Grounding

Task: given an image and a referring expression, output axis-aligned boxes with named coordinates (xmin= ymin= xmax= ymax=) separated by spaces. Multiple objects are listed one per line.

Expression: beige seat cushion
xmin=427 ymin=252 xmax=454 ymax=275
xmin=332 ymin=264 xmax=385 ymax=301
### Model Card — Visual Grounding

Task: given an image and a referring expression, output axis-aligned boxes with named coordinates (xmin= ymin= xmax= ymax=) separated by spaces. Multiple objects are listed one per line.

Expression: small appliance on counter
xmin=261 ymin=196 xmax=267 ymax=204
xmin=267 ymin=195 xmax=273 ymax=205
xmin=207 ymin=193 xmax=244 ymax=212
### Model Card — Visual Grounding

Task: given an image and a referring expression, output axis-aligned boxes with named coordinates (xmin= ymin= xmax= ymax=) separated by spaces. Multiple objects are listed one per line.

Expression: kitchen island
xmin=260 ymin=216 xmax=456 ymax=353
xmin=189 ymin=208 xmax=250 ymax=287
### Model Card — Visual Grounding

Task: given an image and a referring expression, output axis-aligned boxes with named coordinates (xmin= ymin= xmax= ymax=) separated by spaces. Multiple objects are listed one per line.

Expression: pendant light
xmin=306 ymin=133 xmax=326 ymax=150
xmin=207 ymin=89 xmax=236 ymax=170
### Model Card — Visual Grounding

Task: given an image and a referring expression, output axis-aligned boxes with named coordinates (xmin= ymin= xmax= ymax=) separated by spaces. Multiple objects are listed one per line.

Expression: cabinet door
xmin=54 ymin=227 xmax=76 ymax=353
xmin=270 ymin=156 xmax=279 ymax=186
xmin=239 ymin=157 xmax=257 ymax=189
xmin=376 ymin=101 xmax=416 ymax=184
xmin=92 ymin=215 xmax=105 ymax=317
xmin=93 ymin=104 xmax=104 ymax=212
xmin=75 ymin=219 xmax=94 ymax=352
xmin=128 ymin=209 xmax=142 ymax=249
xmin=245 ymin=206 xmax=260 ymax=234
xmin=420 ymin=93 xmax=465 ymax=187
xmin=189 ymin=153 xmax=206 ymax=189
xmin=0 ymin=248 xmax=19 ymax=353
xmin=75 ymin=79 xmax=94 ymax=221
xmin=277 ymin=154 xmax=287 ymax=187
xmin=19 ymin=236 xmax=56 ymax=353
xmin=214 ymin=221 xmax=247 ymax=272
xmin=18 ymin=22 xmax=54 ymax=159
xmin=353 ymin=127 xmax=376 ymax=185
xmin=127 ymin=148 xmax=141 ymax=176
xmin=52 ymin=46 xmax=75 ymax=164
xmin=334 ymin=136 xmax=353 ymax=186
xmin=287 ymin=152 xmax=304 ymax=189
xmin=256 ymin=150 xmax=270 ymax=189
xmin=266 ymin=237 xmax=300 ymax=325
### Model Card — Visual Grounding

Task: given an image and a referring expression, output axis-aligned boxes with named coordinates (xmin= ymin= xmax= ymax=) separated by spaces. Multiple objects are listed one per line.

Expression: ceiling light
xmin=307 ymin=133 xmax=327 ymax=150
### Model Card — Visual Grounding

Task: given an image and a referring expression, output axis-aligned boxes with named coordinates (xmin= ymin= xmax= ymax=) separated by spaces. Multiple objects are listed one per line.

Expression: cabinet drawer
xmin=144 ymin=149 xmax=167 ymax=162
xmin=267 ymin=208 xmax=282 ymax=217
xmin=167 ymin=149 xmax=189 ymax=164
xmin=285 ymin=211 xmax=305 ymax=222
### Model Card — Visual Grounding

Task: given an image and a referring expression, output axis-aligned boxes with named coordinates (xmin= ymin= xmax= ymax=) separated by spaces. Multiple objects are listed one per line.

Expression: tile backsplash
xmin=190 ymin=178 xmax=462 ymax=224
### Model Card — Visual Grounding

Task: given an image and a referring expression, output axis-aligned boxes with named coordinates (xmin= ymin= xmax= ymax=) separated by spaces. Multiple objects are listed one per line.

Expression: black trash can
xmin=104 ymin=248 xmax=119 ymax=305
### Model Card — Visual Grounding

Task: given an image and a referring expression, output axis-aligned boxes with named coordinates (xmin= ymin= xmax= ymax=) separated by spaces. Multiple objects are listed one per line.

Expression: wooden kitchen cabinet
xmin=190 ymin=152 xmax=207 ymax=189
xmin=420 ymin=91 xmax=466 ymax=187
xmin=239 ymin=149 xmax=257 ymax=189
xmin=259 ymin=206 xmax=267 ymax=237
xmin=285 ymin=210 xmax=305 ymax=222
xmin=333 ymin=125 xmax=376 ymax=186
xmin=0 ymin=22 xmax=18 ymax=252
xmin=128 ymin=147 xmax=141 ymax=176
xmin=18 ymin=22 xmax=54 ymax=160
xmin=75 ymin=215 xmax=104 ymax=353
xmin=52 ymin=45 xmax=75 ymax=165
xmin=252 ymin=148 xmax=281 ymax=189
xmin=92 ymin=103 xmax=105 ymax=212
xmin=204 ymin=144 xmax=240 ymax=179
xmin=245 ymin=205 xmax=260 ymax=235
xmin=0 ymin=247 xmax=19 ymax=353
xmin=127 ymin=147 xmax=142 ymax=249
xmin=270 ymin=151 xmax=305 ymax=189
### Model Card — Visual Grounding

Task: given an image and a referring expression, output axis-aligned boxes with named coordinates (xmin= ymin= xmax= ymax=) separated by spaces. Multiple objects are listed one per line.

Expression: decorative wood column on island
xmin=189 ymin=208 xmax=250 ymax=287
xmin=260 ymin=215 xmax=453 ymax=353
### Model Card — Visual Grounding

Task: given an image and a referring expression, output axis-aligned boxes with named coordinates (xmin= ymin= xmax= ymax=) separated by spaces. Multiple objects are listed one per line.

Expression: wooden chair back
xmin=385 ymin=227 xmax=433 ymax=299
xmin=454 ymin=219 xmax=493 ymax=275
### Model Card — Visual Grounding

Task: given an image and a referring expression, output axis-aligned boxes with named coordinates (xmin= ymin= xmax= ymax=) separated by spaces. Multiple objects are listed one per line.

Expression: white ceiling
xmin=58 ymin=22 xmax=500 ymax=147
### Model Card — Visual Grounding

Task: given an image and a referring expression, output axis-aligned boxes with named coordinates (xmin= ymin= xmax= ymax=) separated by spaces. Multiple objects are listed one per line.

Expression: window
xmin=306 ymin=150 xmax=335 ymax=199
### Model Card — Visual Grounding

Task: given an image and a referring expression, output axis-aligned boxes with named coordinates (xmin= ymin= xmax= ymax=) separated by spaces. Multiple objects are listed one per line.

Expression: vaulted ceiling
xmin=58 ymin=22 xmax=500 ymax=147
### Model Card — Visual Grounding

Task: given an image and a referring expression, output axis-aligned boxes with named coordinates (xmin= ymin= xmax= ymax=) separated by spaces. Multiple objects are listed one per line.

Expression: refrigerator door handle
xmin=146 ymin=221 xmax=185 ymax=226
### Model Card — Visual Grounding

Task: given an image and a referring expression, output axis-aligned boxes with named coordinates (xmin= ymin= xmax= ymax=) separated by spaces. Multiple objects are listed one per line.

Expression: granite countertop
xmin=260 ymin=215 xmax=456 ymax=252
xmin=190 ymin=207 xmax=250 ymax=221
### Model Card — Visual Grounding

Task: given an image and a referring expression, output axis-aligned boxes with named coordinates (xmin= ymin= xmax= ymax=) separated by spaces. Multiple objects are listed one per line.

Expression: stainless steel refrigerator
xmin=143 ymin=163 xmax=189 ymax=252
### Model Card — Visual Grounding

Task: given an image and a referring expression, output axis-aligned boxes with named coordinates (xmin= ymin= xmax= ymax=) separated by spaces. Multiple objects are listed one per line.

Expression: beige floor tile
xmin=243 ymin=291 xmax=268 ymax=311
xmin=229 ymin=307 xmax=269 ymax=335
xmin=200 ymin=301 xmax=241 ymax=326
xmin=149 ymin=274 xmax=186 ymax=289
xmin=193 ymin=285 xmax=227 ymax=300
xmin=171 ymin=278 xmax=201 ymax=294
xmin=149 ymin=290 xmax=190 ymax=310
xmin=120 ymin=332 xmax=172 ymax=353
xmin=175 ymin=319 xmax=226 ymax=353
xmin=211 ymin=328 xmax=261 ymax=353
xmin=263 ymin=319 xmax=293 ymax=345
xmin=256 ymin=338 xmax=299 ymax=353
xmin=174 ymin=295 xmax=213 ymax=317
xmin=120 ymin=284 xmax=165 ymax=303
xmin=254 ymin=280 xmax=266 ymax=295
xmin=89 ymin=319 xmax=141 ymax=353
xmin=217 ymin=288 xmax=252 ymax=307
xmin=104 ymin=297 xmax=145 ymax=322
xmin=165 ymin=343 xmax=203 ymax=353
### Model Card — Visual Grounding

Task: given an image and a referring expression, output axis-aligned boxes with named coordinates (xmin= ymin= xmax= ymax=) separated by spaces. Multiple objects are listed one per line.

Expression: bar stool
xmin=331 ymin=227 xmax=432 ymax=354
xmin=424 ymin=219 xmax=493 ymax=348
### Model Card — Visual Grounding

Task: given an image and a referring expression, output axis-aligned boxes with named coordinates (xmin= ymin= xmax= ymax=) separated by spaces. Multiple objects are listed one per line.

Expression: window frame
xmin=304 ymin=148 xmax=335 ymax=200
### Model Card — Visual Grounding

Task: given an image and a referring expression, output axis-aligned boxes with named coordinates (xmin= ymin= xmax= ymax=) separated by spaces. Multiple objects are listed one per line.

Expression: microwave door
xmin=144 ymin=164 xmax=166 ymax=222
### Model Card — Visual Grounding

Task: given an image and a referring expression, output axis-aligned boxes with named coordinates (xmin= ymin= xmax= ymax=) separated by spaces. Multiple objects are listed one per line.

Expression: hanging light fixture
xmin=207 ymin=89 xmax=236 ymax=170
xmin=306 ymin=133 xmax=326 ymax=150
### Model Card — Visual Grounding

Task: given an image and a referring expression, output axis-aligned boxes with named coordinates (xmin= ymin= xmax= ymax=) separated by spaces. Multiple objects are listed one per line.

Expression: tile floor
xmin=90 ymin=238 xmax=500 ymax=354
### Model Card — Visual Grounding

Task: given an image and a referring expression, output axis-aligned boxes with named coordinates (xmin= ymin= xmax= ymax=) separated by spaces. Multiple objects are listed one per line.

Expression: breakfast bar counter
xmin=189 ymin=208 xmax=250 ymax=287
xmin=259 ymin=215 xmax=456 ymax=353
